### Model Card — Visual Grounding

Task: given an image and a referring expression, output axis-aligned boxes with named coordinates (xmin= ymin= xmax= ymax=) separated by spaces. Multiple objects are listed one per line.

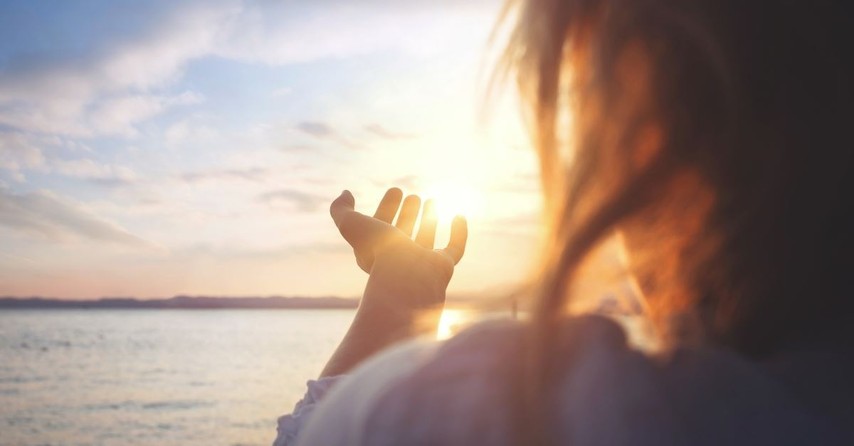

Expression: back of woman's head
xmin=504 ymin=0 xmax=854 ymax=356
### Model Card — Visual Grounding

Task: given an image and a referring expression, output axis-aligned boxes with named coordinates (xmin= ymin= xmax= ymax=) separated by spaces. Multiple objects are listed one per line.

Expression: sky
xmin=0 ymin=0 xmax=542 ymax=299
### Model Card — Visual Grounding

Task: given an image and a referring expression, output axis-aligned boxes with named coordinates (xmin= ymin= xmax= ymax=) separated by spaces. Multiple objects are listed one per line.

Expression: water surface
xmin=0 ymin=309 xmax=355 ymax=446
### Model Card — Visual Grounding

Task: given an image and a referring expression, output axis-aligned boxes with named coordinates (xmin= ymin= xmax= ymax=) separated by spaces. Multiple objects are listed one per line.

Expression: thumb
xmin=329 ymin=190 xmax=356 ymax=229
xmin=330 ymin=190 xmax=371 ymax=249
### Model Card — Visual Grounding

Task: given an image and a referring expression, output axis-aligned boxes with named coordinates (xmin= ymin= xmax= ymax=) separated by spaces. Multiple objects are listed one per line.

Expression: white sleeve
xmin=273 ymin=375 xmax=342 ymax=446
xmin=293 ymin=338 xmax=439 ymax=446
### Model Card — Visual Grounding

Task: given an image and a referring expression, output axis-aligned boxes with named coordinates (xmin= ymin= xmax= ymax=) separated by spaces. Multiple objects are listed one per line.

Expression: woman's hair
xmin=502 ymin=0 xmax=853 ymax=440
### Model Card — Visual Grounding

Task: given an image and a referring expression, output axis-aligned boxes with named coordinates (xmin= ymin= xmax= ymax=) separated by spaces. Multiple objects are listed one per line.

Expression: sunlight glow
xmin=424 ymin=180 xmax=484 ymax=223
xmin=437 ymin=308 xmax=469 ymax=340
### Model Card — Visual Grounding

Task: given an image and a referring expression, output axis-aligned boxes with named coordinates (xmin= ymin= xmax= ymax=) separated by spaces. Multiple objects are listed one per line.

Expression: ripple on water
xmin=141 ymin=400 xmax=214 ymax=411
xmin=0 ymin=308 xmax=358 ymax=445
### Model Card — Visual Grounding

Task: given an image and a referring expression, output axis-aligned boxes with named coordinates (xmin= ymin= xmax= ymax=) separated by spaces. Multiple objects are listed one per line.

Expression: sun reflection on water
xmin=437 ymin=308 xmax=471 ymax=340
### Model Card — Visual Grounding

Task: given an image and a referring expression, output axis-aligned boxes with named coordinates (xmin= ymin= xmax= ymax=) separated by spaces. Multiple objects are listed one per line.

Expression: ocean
xmin=0 ymin=309 xmax=357 ymax=446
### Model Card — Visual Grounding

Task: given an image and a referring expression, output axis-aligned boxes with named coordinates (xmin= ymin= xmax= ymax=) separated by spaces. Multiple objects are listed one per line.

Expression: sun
xmin=423 ymin=179 xmax=484 ymax=223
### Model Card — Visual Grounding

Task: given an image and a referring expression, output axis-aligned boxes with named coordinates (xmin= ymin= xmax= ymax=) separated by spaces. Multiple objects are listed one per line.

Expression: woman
xmin=275 ymin=0 xmax=853 ymax=444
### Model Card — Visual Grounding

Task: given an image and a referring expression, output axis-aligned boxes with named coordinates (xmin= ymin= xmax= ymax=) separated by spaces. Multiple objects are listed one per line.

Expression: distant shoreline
xmin=0 ymin=296 xmax=359 ymax=310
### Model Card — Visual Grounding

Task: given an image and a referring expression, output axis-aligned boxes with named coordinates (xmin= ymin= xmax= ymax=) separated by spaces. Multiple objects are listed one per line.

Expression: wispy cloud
xmin=364 ymin=123 xmax=416 ymax=140
xmin=296 ymin=121 xmax=335 ymax=138
xmin=0 ymin=189 xmax=151 ymax=247
xmin=212 ymin=1 xmax=492 ymax=65
xmin=179 ymin=167 xmax=270 ymax=183
xmin=0 ymin=131 xmax=45 ymax=180
xmin=0 ymin=0 xmax=511 ymax=298
xmin=0 ymin=1 xmax=490 ymax=138
xmin=295 ymin=121 xmax=362 ymax=150
xmin=0 ymin=2 xmax=229 ymax=137
xmin=0 ymin=133 xmax=139 ymax=185
xmin=52 ymin=159 xmax=138 ymax=186
xmin=88 ymin=91 xmax=204 ymax=137
xmin=164 ymin=117 xmax=219 ymax=146
xmin=257 ymin=188 xmax=328 ymax=212
xmin=176 ymin=240 xmax=349 ymax=260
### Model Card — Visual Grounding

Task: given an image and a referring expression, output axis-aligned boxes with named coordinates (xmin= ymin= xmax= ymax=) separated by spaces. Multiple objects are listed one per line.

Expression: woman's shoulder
xmin=400 ymin=314 xmax=632 ymax=388
xmin=358 ymin=315 xmax=662 ymax=445
xmin=298 ymin=314 xmax=846 ymax=445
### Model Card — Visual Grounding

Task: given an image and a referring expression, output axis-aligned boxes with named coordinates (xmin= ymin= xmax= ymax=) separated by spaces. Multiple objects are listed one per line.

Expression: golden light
xmin=437 ymin=308 xmax=469 ymax=340
xmin=424 ymin=179 xmax=484 ymax=223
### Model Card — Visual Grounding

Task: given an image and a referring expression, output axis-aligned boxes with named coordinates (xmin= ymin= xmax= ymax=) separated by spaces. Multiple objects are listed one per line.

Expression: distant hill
xmin=0 ymin=295 xmax=359 ymax=310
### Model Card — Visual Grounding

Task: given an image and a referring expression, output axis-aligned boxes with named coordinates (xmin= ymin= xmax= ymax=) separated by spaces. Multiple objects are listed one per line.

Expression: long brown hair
xmin=502 ymin=0 xmax=854 ymax=442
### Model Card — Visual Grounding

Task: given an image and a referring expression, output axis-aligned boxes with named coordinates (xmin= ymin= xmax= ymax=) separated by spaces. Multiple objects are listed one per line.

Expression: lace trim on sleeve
xmin=273 ymin=375 xmax=342 ymax=446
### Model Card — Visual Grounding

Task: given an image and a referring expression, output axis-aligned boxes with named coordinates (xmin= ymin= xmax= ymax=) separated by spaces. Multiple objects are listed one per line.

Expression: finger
xmin=415 ymin=199 xmax=437 ymax=248
xmin=329 ymin=190 xmax=356 ymax=229
xmin=440 ymin=215 xmax=468 ymax=264
xmin=373 ymin=187 xmax=403 ymax=223
xmin=395 ymin=194 xmax=421 ymax=237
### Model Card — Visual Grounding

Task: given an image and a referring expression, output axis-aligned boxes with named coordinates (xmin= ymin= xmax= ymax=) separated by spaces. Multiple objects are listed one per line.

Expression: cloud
xmin=258 ymin=188 xmax=328 ymax=212
xmin=0 ymin=131 xmax=46 ymax=177
xmin=296 ymin=121 xmax=335 ymax=138
xmin=164 ymin=117 xmax=219 ymax=146
xmin=214 ymin=1 xmax=494 ymax=65
xmin=0 ymin=90 xmax=203 ymax=138
xmin=51 ymin=159 xmax=138 ymax=186
xmin=179 ymin=167 xmax=269 ymax=183
xmin=1 ymin=130 xmax=138 ymax=185
xmin=0 ymin=1 xmax=492 ymax=138
xmin=0 ymin=189 xmax=151 ymax=247
xmin=87 ymin=91 xmax=204 ymax=137
xmin=175 ymin=240 xmax=349 ymax=261
xmin=294 ymin=121 xmax=362 ymax=150
xmin=0 ymin=129 xmax=139 ymax=185
xmin=364 ymin=123 xmax=417 ymax=140
xmin=0 ymin=2 xmax=231 ymax=137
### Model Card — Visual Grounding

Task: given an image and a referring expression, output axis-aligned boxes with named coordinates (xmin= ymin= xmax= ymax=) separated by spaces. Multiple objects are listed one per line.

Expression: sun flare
xmin=437 ymin=308 xmax=470 ymax=340
xmin=424 ymin=180 xmax=484 ymax=223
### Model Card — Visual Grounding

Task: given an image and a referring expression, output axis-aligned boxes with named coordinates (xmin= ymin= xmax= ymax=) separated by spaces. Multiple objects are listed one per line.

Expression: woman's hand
xmin=330 ymin=187 xmax=467 ymax=292
xmin=319 ymin=187 xmax=468 ymax=377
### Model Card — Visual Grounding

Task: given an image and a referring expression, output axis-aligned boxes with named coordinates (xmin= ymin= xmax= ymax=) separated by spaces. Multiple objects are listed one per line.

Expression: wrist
xmin=358 ymin=252 xmax=448 ymax=336
xmin=352 ymin=301 xmax=441 ymax=341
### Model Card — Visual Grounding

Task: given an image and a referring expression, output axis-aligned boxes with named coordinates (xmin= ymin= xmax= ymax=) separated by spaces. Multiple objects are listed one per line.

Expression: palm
xmin=329 ymin=188 xmax=467 ymax=275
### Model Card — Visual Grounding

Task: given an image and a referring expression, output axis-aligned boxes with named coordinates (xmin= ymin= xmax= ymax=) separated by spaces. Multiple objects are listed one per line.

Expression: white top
xmin=274 ymin=315 xmax=851 ymax=445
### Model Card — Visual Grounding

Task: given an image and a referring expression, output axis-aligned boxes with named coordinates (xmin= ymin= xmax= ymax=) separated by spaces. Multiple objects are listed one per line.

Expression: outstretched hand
xmin=319 ymin=187 xmax=468 ymax=377
xmin=330 ymin=187 xmax=467 ymax=285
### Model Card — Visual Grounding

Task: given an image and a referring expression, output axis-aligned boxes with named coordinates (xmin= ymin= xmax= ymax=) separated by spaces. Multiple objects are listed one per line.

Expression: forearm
xmin=320 ymin=255 xmax=447 ymax=377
